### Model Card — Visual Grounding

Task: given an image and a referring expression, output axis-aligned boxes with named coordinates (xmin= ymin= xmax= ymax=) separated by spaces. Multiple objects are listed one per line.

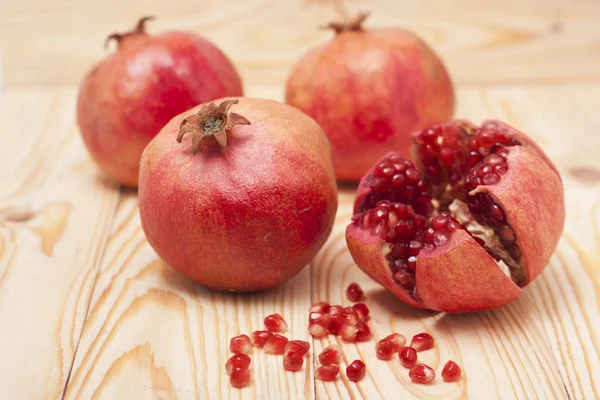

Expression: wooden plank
xmin=0 ymin=0 xmax=599 ymax=87
xmin=0 ymin=88 xmax=121 ymax=399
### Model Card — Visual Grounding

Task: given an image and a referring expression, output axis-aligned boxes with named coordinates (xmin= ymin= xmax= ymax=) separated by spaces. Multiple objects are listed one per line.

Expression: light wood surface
xmin=1 ymin=0 xmax=599 ymax=399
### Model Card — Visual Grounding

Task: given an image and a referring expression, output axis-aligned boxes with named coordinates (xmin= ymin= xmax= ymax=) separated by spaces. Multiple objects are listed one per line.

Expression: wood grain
xmin=0 ymin=0 xmax=599 ymax=88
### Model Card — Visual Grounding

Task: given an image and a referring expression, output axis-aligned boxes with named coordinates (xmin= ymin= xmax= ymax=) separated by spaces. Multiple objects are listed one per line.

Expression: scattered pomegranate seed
xmin=230 ymin=367 xmax=251 ymax=388
xmin=283 ymin=350 xmax=304 ymax=372
xmin=398 ymin=346 xmax=418 ymax=368
xmin=352 ymin=303 xmax=369 ymax=321
xmin=230 ymin=334 xmax=252 ymax=354
xmin=315 ymin=364 xmax=339 ymax=381
xmin=264 ymin=313 xmax=287 ymax=333
xmin=376 ymin=339 xmax=396 ymax=360
xmin=346 ymin=282 xmax=365 ymax=302
xmin=340 ymin=323 xmax=357 ymax=342
xmin=342 ymin=306 xmax=360 ymax=325
xmin=327 ymin=306 xmax=344 ymax=334
xmin=318 ymin=345 xmax=342 ymax=365
xmin=442 ymin=360 xmax=462 ymax=382
xmin=225 ymin=354 xmax=251 ymax=375
xmin=346 ymin=360 xmax=366 ymax=382
xmin=250 ymin=330 xmax=273 ymax=348
xmin=355 ymin=322 xmax=371 ymax=342
xmin=409 ymin=363 xmax=436 ymax=384
xmin=410 ymin=332 xmax=434 ymax=352
xmin=284 ymin=340 xmax=310 ymax=357
xmin=384 ymin=333 xmax=406 ymax=351
xmin=309 ymin=311 xmax=330 ymax=325
xmin=308 ymin=321 xmax=328 ymax=338
xmin=264 ymin=334 xmax=289 ymax=355
xmin=309 ymin=301 xmax=331 ymax=313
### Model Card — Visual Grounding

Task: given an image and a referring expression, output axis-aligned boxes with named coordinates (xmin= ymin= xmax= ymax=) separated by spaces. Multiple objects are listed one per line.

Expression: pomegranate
xmin=442 ymin=360 xmax=462 ymax=382
xmin=139 ymin=98 xmax=338 ymax=291
xmin=315 ymin=364 xmax=339 ymax=381
xmin=226 ymin=354 xmax=251 ymax=375
xmin=264 ymin=314 xmax=287 ymax=333
xmin=283 ymin=351 xmax=304 ymax=372
xmin=285 ymin=12 xmax=454 ymax=181
xmin=318 ymin=345 xmax=342 ymax=365
xmin=346 ymin=120 xmax=564 ymax=312
xmin=77 ymin=16 xmax=243 ymax=186
xmin=410 ymin=333 xmax=434 ymax=352
xmin=230 ymin=334 xmax=252 ymax=354
xmin=409 ymin=364 xmax=435 ymax=384
xmin=264 ymin=334 xmax=289 ymax=355
xmin=346 ymin=360 xmax=367 ymax=382
xmin=346 ymin=282 xmax=365 ymax=302
xmin=230 ymin=367 xmax=251 ymax=388
xmin=285 ymin=340 xmax=310 ymax=356
xmin=399 ymin=346 xmax=418 ymax=368
xmin=376 ymin=339 xmax=396 ymax=360
xmin=250 ymin=331 xmax=272 ymax=348
xmin=384 ymin=333 xmax=406 ymax=351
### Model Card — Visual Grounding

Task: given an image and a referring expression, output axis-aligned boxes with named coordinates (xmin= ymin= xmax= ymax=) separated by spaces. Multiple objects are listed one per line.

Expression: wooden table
xmin=1 ymin=0 xmax=599 ymax=399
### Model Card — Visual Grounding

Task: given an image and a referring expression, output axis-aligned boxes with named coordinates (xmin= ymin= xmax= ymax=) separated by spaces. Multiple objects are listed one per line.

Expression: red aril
xmin=355 ymin=322 xmax=372 ymax=342
xmin=340 ymin=323 xmax=358 ymax=342
xmin=346 ymin=360 xmax=367 ymax=382
xmin=225 ymin=354 xmax=251 ymax=375
xmin=283 ymin=350 xmax=304 ymax=372
xmin=346 ymin=282 xmax=365 ymax=302
xmin=327 ymin=306 xmax=344 ymax=334
xmin=284 ymin=340 xmax=310 ymax=357
xmin=315 ymin=364 xmax=340 ymax=381
xmin=318 ymin=345 xmax=342 ymax=365
xmin=442 ymin=360 xmax=462 ymax=382
xmin=399 ymin=347 xmax=418 ymax=368
xmin=384 ymin=333 xmax=406 ymax=351
xmin=309 ymin=301 xmax=331 ymax=313
xmin=250 ymin=330 xmax=272 ymax=348
xmin=409 ymin=363 xmax=436 ymax=384
xmin=230 ymin=334 xmax=252 ymax=354
xmin=308 ymin=322 xmax=328 ymax=338
xmin=352 ymin=303 xmax=369 ymax=321
xmin=139 ymin=98 xmax=338 ymax=292
xmin=77 ymin=16 xmax=243 ymax=186
xmin=410 ymin=333 xmax=434 ymax=352
xmin=342 ymin=307 xmax=360 ymax=325
xmin=264 ymin=334 xmax=289 ymax=355
xmin=376 ymin=339 xmax=396 ymax=360
xmin=230 ymin=367 xmax=251 ymax=388
xmin=264 ymin=314 xmax=288 ymax=333
xmin=309 ymin=311 xmax=330 ymax=326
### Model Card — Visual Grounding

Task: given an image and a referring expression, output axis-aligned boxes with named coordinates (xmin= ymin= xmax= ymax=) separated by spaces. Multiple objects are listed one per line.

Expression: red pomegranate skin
xmin=285 ymin=15 xmax=454 ymax=181
xmin=138 ymin=98 xmax=338 ymax=291
xmin=77 ymin=18 xmax=243 ymax=187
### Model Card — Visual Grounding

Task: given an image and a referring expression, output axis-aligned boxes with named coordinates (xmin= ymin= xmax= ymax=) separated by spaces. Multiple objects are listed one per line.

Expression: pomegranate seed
xmin=318 ymin=345 xmax=342 ymax=365
xmin=346 ymin=282 xmax=365 ymax=302
xmin=283 ymin=350 xmax=304 ymax=372
xmin=309 ymin=311 xmax=330 ymax=325
xmin=410 ymin=332 xmax=434 ymax=352
xmin=225 ymin=354 xmax=251 ymax=375
xmin=355 ymin=322 xmax=371 ymax=342
xmin=315 ymin=364 xmax=339 ymax=381
xmin=264 ymin=313 xmax=287 ymax=333
xmin=264 ymin=334 xmax=289 ymax=355
xmin=285 ymin=340 xmax=310 ymax=356
xmin=376 ymin=339 xmax=396 ymax=360
xmin=230 ymin=367 xmax=251 ymax=388
xmin=442 ymin=360 xmax=462 ymax=382
xmin=309 ymin=301 xmax=330 ymax=313
xmin=327 ymin=307 xmax=344 ymax=335
xmin=399 ymin=346 xmax=418 ymax=368
xmin=230 ymin=334 xmax=252 ymax=354
xmin=343 ymin=307 xmax=360 ymax=325
xmin=340 ymin=323 xmax=357 ymax=342
xmin=250 ymin=330 xmax=272 ymax=348
xmin=384 ymin=333 xmax=406 ymax=351
xmin=308 ymin=321 xmax=328 ymax=338
xmin=346 ymin=360 xmax=366 ymax=382
xmin=352 ymin=303 xmax=369 ymax=321
xmin=409 ymin=363 xmax=436 ymax=384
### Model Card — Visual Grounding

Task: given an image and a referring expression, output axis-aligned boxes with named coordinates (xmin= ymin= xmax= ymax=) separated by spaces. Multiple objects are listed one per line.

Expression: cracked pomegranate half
xmin=346 ymin=120 xmax=564 ymax=312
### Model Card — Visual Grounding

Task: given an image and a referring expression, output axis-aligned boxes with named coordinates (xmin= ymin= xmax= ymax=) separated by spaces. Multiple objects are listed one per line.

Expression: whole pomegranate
xmin=139 ymin=98 xmax=338 ymax=291
xmin=346 ymin=120 xmax=564 ymax=312
xmin=77 ymin=16 xmax=243 ymax=186
xmin=285 ymin=13 xmax=454 ymax=182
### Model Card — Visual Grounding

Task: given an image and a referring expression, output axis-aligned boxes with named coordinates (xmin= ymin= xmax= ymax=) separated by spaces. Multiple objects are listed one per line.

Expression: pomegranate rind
xmin=346 ymin=223 xmax=426 ymax=309
xmin=416 ymin=229 xmax=522 ymax=312
xmin=472 ymin=145 xmax=564 ymax=285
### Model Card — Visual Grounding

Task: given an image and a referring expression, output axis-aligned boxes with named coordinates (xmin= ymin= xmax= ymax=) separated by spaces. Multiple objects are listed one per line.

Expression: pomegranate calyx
xmin=177 ymin=99 xmax=251 ymax=154
xmin=324 ymin=12 xmax=369 ymax=34
xmin=104 ymin=16 xmax=155 ymax=49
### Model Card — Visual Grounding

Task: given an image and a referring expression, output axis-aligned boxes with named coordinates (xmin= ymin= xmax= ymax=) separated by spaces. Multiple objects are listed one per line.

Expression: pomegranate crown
xmin=176 ymin=100 xmax=251 ymax=154
xmin=105 ymin=16 xmax=154 ymax=49
xmin=324 ymin=12 xmax=369 ymax=34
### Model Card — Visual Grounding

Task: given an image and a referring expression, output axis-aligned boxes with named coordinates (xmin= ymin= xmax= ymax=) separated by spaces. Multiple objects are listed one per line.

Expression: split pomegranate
xmin=230 ymin=334 xmax=252 ymax=354
xmin=442 ymin=360 xmax=462 ymax=382
xmin=346 ymin=282 xmax=365 ymax=302
xmin=230 ymin=367 xmax=251 ymax=388
xmin=264 ymin=334 xmax=289 ymax=355
xmin=285 ymin=13 xmax=454 ymax=181
xmin=283 ymin=351 xmax=304 ymax=372
xmin=226 ymin=354 xmax=251 ymax=375
xmin=264 ymin=314 xmax=288 ymax=333
xmin=250 ymin=331 xmax=272 ymax=348
xmin=376 ymin=339 xmax=396 ymax=360
xmin=315 ymin=364 xmax=340 ymax=381
xmin=139 ymin=98 xmax=338 ymax=291
xmin=346 ymin=120 xmax=565 ymax=312
xmin=384 ymin=333 xmax=407 ymax=351
xmin=399 ymin=347 xmax=418 ymax=368
xmin=318 ymin=345 xmax=342 ymax=365
xmin=410 ymin=333 xmax=434 ymax=352
xmin=346 ymin=360 xmax=367 ymax=382
xmin=77 ymin=16 xmax=243 ymax=186
xmin=409 ymin=364 xmax=436 ymax=384
xmin=285 ymin=340 xmax=310 ymax=357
